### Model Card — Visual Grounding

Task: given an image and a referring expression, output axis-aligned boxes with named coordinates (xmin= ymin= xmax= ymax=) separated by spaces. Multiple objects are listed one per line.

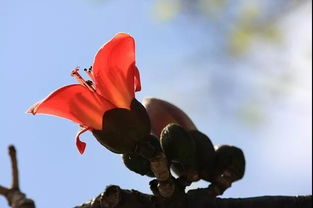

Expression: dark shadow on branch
xmin=74 ymin=185 xmax=312 ymax=208
xmin=1 ymin=146 xmax=311 ymax=208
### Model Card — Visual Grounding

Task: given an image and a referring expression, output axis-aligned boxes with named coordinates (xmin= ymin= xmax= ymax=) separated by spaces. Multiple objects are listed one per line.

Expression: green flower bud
xmin=214 ymin=145 xmax=246 ymax=182
xmin=189 ymin=130 xmax=216 ymax=182
xmin=161 ymin=124 xmax=198 ymax=182
xmin=122 ymin=153 xmax=154 ymax=177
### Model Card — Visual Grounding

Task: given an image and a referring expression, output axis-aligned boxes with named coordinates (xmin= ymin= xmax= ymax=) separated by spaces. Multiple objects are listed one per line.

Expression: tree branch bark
xmin=0 ymin=145 xmax=36 ymax=208
xmin=1 ymin=146 xmax=311 ymax=208
xmin=74 ymin=185 xmax=312 ymax=208
xmin=9 ymin=146 xmax=19 ymax=190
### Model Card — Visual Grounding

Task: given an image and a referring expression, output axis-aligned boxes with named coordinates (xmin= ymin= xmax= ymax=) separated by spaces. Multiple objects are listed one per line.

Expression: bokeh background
xmin=1 ymin=0 xmax=312 ymax=207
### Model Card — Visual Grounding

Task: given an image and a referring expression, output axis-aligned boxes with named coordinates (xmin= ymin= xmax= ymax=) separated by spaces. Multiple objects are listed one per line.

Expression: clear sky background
xmin=1 ymin=0 xmax=312 ymax=207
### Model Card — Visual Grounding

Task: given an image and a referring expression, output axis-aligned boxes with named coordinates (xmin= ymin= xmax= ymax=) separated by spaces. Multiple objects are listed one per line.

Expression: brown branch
xmin=9 ymin=145 xmax=19 ymax=190
xmin=214 ymin=195 xmax=312 ymax=208
xmin=1 ymin=146 xmax=311 ymax=208
xmin=148 ymin=152 xmax=176 ymax=198
xmin=135 ymin=139 xmax=176 ymax=198
xmin=0 ymin=185 xmax=9 ymax=195
xmin=74 ymin=185 xmax=312 ymax=208
xmin=0 ymin=145 xmax=36 ymax=208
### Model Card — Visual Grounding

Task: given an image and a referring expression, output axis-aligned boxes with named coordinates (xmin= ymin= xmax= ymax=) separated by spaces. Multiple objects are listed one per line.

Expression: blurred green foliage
xmin=88 ymin=0 xmax=310 ymax=129
xmin=152 ymin=0 xmax=308 ymax=55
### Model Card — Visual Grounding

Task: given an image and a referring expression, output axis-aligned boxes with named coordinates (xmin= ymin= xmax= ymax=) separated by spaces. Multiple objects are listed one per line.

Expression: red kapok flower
xmin=28 ymin=33 xmax=145 ymax=154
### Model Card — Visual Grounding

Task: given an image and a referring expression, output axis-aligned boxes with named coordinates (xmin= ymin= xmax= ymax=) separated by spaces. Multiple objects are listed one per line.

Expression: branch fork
xmin=0 ymin=146 xmax=35 ymax=208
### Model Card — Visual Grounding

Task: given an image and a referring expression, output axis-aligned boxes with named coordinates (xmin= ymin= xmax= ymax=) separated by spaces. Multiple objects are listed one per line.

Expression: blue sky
xmin=1 ymin=0 xmax=312 ymax=207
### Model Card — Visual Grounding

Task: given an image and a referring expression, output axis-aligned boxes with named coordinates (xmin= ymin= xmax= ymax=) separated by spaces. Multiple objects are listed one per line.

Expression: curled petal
xmin=76 ymin=127 xmax=90 ymax=154
xmin=134 ymin=66 xmax=141 ymax=92
xmin=143 ymin=97 xmax=197 ymax=137
xmin=92 ymin=33 xmax=140 ymax=109
xmin=27 ymin=84 xmax=115 ymax=130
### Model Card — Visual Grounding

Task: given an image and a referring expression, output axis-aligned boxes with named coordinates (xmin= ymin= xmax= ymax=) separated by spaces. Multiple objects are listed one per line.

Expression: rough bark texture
xmin=1 ymin=146 xmax=312 ymax=208
xmin=74 ymin=185 xmax=312 ymax=208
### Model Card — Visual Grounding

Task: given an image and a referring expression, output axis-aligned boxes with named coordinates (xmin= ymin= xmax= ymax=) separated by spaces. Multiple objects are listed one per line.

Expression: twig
xmin=0 ymin=185 xmax=9 ymax=195
xmin=9 ymin=145 xmax=19 ymax=190
xmin=0 ymin=145 xmax=36 ymax=208
xmin=135 ymin=139 xmax=176 ymax=198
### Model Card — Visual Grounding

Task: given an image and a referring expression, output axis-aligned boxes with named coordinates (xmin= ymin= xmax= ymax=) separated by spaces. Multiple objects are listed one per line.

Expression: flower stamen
xmin=71 ymin=67 xmax=96 ymax=92
xmin=84 ymin=66 xmax=96 ymax=83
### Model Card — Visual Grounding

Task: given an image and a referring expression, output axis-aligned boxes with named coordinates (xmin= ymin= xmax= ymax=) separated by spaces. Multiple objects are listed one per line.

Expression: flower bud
xmin=143 ymin=97 xmax=196 ymax=137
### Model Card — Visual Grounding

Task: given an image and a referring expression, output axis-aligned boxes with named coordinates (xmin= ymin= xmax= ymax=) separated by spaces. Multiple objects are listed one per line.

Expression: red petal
xmin=27 ymin=84 xmax=115 ymax=130
xmin=143 ymin=98 xmax=197 ymax=137
xmin=75 ymin=127 xmax=90 ymax=154
xmin=92 ymin=33 xmax=141 ymax=109
xmin=134 ymin=65 xmax=141 ymax=92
